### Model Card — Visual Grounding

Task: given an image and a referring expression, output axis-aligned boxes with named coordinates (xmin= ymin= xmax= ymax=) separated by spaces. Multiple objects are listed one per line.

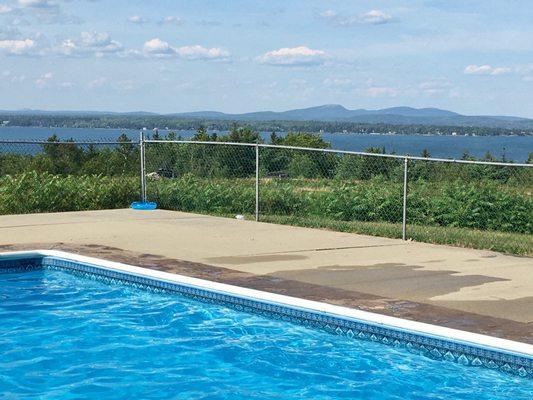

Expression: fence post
xmin=255 ymin=144 xmax=260 ymax=221
xmin=402 ymin=157 xmax=408 ymax=241
xmin=139 ymin=131 xmax=147 ymax=202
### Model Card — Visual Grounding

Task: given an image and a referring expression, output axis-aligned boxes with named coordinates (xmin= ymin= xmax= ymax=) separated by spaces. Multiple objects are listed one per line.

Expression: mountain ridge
xmin=1 ymin=105 xmax=532 ymax=129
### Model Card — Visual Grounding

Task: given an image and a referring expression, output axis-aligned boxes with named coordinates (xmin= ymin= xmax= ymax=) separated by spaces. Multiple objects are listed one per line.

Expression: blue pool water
xmin=0 ymin=268 xmax=531 ymax=399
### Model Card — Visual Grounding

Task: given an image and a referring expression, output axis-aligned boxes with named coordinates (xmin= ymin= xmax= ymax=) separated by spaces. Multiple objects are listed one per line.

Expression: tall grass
xmin=0 ymin=172 xmax=138 ymax=214
xmin=149 ymin=175 xmax=532 ymax=234
xmin=0 ymin=172 xmax=531 ymax=255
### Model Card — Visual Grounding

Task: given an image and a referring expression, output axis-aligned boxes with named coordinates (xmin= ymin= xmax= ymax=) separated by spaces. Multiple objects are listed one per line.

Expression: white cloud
xmin=176 ymin=45 xmax=229 ymax=60
xmin=464 ymin=64 xmax=511 ymax=75
xmin=160 ymin=16 xmax=184 ymax=26
xmin=465 ymin=65 xmax=493 ymax=74
xmin=127 ymin=15 xmax=147 ymax=24
xmin=321 ymin=9 xmax=392 ymax=26
xmin=256 ymin=46 xmax=326 ymax=67
xmin=143 ymin=38 xmax=229 ymax=60
xmin=0 ymin=38 xmax=35 ymax=55
xmin=143 ymin=38 xmax=175 ymax=56
xmin=79 ymin=32 xmax=122 ymax=52
xmin=360 ymin=10 xmax=392 ymax=25
xmin=490 ymin=67 xmax=511 ymax=75
xmin=321 ymin=10 xmax=336 ymax=19
xmin=58 ymin=32 xmax=123 ymax=57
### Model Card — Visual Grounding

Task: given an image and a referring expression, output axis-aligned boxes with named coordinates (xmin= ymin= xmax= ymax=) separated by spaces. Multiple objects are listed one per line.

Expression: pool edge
xmin=1 ymin=249 xmax=532 ymax=376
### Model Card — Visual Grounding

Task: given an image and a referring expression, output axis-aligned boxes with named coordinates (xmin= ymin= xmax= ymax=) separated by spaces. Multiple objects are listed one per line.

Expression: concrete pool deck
xmin=1 ymin=209 xmax=531 ymax=343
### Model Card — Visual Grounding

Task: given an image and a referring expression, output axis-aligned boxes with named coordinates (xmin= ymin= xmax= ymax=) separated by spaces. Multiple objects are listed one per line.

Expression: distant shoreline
xmin=1 ymin=125 xmax=532 ymax=138
xmin=1 ymin=118 xmax=532 ymax=137
xmin=1 ymin=126 xmax=531 ymax=162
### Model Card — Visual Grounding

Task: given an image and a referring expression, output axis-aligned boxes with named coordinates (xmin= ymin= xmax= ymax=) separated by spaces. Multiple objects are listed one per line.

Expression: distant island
xmin=1 ymin=104 xmax=533 ymax=136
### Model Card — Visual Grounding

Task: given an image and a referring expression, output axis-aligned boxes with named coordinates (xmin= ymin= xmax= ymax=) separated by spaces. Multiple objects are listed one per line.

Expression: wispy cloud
xmin=177 ymin=45 xmax=229 ymax=60
xmin=321 ymin=9 xmax=393 ymax=26
xmin=256 ymin=46 xmax=326 ymax=67
xmin=464 ymin=64 xmax=511 ymax=75
xmin=159 ymin=16 xmax=184 ymax=26
xmin=0 ymin=38 xmax=35 ymax=55
xmin=143 ymin=38 xmax=229 ymax=60
xmin=127 ymin=15 xmax=148 ymax=25
xmin=57 ymin=32 xmax=124 ymax=57
xmin=360 ymin=10 xmax=393 ymax=25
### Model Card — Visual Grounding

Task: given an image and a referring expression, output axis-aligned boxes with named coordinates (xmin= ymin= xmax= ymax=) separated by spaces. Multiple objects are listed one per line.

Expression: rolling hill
xmin=2 ymin=105 xmax=532 ymax=129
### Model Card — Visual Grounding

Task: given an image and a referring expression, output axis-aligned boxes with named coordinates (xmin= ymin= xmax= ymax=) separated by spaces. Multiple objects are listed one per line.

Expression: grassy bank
xmin=257 ymin=215 xmax=533 ymax=256
xmin=0 ymin=172 xmax=531 ymax=255
xmin=149 ymin=175 xmax=532 ymax=234
xmin=0 ymin=172 xmax=138 ymax=214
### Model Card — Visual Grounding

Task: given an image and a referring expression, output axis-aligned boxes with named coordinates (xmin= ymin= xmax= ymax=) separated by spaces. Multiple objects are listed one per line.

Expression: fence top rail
xmin=144 ymin=139 xmax=533 ymax=167
xmin=0 ymin=140 xmax=136 ymax=145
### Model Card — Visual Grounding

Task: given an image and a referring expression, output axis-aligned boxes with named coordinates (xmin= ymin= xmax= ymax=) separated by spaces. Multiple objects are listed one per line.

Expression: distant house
xmin=1 ymin=121 xmax=9 ymax=126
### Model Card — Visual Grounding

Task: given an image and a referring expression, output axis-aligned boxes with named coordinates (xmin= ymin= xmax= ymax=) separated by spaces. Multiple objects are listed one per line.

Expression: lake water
xmin=0 ymin=126 xmax=532 ymax=162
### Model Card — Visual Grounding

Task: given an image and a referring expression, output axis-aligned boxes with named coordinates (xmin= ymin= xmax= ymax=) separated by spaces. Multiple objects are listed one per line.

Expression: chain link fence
xmin=0 ymin=139 xmax=141 ymax=214
xmin=1 ymin=136 xmax=531 ymax=255
xmin=143 ymin=140 xmax=257 ymax=216
xmin=142 ymin=138 xmax=533 ymax=255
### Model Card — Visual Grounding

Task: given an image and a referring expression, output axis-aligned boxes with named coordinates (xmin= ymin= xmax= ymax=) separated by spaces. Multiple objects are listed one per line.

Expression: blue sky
xmin=0 ymin=0 xmax=532 ymax=117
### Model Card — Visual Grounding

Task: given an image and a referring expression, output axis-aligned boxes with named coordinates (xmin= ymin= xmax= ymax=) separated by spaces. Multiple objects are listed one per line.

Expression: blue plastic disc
xmin=130 ymin=201 xmax=157 ymax=210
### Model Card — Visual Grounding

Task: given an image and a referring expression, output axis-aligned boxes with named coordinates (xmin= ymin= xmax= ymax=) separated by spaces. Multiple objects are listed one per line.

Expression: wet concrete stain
xmin=269 ymin=262 xmax=507 ymax=301
xmin=2 ymin=242 xmax=531 ymax=344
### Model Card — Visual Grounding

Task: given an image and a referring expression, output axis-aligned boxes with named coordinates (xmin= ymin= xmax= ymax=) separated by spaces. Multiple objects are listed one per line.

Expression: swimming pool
xmin=1 ymin=251 xmax=532 ymax=399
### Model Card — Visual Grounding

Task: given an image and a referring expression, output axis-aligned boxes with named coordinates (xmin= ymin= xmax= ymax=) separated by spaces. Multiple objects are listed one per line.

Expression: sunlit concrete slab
xmin=1 ymin=209 xmax=531 ymax=326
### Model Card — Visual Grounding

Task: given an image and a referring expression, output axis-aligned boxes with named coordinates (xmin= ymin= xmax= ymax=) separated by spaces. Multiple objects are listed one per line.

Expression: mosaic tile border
xmin=1 ymin=255 xmax=532 ymax=379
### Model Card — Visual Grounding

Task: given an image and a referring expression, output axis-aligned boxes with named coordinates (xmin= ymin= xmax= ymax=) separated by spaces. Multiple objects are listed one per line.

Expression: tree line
xmin=1 ymin=126 xmax=529 ymax=185
xmin=2 ymin=114 xmax=533 ymax=136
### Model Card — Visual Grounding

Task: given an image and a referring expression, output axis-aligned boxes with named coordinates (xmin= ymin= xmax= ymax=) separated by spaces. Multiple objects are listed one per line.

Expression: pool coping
xmin=1 ymin=249 xmax=532 ymax=377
